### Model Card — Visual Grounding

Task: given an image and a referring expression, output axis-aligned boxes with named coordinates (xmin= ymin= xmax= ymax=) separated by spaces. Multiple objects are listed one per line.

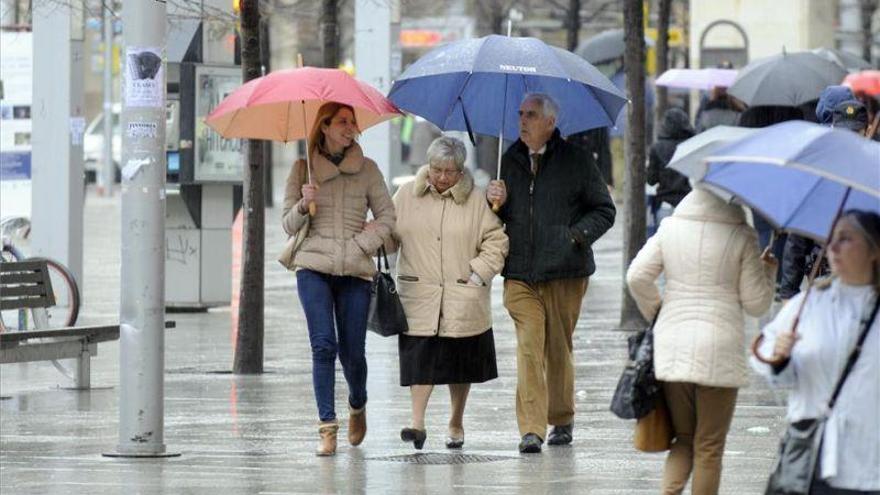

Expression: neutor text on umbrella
xmin=499 ymin=64 xmax=538 ymax=73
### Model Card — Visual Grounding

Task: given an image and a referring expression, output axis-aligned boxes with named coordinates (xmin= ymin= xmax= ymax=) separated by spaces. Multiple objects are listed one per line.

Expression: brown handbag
xmin=633 ymin=390 xmax=675 ymax=452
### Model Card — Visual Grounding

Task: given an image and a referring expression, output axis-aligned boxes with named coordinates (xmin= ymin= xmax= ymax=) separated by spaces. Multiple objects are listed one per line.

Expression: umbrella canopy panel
xmin=207 ymin=67 xmax=401 ymax=141
xmin=575 ymin=28 xmax=655 ymax=65
xmin=728 ymin=51 xmax=848 ymax=107
xmin=843 ymin=70 xmax=880 ymax=97
xmin=706 ymin=121 xmax=880 ymax=197
xmin=389 ymin=35 xmax=627 ymax=140
xmin=668 ymin=125 xmax=757 ymax=179
xmin=703 ymin=163 xmax=879 ymax=242
xmin=811 ymin=47 xmax=873 ymax=72
xmin=656 ymin=68 xmax=738 ymax=90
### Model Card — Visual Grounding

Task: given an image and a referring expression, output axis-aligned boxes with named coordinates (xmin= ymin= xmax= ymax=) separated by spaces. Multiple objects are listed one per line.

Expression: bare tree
xmin=321 ymin=0 xmax=339 ymax=68
xmin=548 ymin=0 xmax=617 ymax=51
xmin=860 ymin=0 xmax=879 ymax=63
xmin=233 ymin=0 xmax=265 ymax=374
xmin=653 ymin=0 xmax=671 ymax=139
xmin=620 ymin=0 xmax=647 ymax=330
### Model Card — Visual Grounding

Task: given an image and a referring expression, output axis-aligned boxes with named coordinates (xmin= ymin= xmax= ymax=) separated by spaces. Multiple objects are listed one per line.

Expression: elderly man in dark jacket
xmin=486 ymin=93 xmax=616 ymax=454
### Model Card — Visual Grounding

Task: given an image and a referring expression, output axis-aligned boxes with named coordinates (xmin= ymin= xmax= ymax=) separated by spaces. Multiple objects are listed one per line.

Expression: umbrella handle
xmin=492 ymin=200 xmax=501 ymax=213
xmin=750 ymin=333 xmax=789 ymax=366
xmin=309 ymin=202 xmax=317 ymax=216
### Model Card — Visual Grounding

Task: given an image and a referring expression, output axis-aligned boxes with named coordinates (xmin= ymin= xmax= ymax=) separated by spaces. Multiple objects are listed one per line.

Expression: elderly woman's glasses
xmin=428 ymin=166 xmax=463 ymax=179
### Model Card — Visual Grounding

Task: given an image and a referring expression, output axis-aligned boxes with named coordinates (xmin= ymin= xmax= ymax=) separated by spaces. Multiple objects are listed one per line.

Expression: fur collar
xmin=413 ymin=165 xmax=474 ymax=205
xmin=310 ymin=142 xmax=365 ymax=183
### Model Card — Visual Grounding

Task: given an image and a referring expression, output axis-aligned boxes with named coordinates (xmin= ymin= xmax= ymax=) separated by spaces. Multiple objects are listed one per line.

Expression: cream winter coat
xmin=626 ymin=188 xmax=775 ymax=387
xmin=390 ymin=166 xmax=508 ymax=338
xmin=281 ymin=143 xmax=395 ymax=281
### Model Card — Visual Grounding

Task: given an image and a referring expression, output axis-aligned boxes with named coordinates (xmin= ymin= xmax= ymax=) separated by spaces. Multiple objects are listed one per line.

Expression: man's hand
xmin=363 ymin=221 xmax=381 ymax=233
xmin=486 ymin=180 xmax=507 ymax=208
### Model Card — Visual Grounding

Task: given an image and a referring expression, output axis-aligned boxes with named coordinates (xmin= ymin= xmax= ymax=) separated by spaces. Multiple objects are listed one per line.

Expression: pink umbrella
xmin=206 ymin=67 xmax=402 ymax=215
xmin=206 ymin=67 xmax=402 ymax=142
xmin=655 ymin=68 xmax=738 ymax=90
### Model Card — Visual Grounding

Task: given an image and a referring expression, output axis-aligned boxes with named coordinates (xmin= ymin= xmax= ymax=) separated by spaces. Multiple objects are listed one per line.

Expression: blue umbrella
xmin=387 ymin=35 xmax=627 ymax=144
xmin=701 ymin=120 xmax=880 ymax=242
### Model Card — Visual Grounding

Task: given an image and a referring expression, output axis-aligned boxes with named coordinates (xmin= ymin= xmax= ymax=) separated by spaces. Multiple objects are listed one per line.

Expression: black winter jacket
xmin=648 ymin=108 xmax=694 ymax=207
xmin=498 ymin=130 xmax=616 ymax=283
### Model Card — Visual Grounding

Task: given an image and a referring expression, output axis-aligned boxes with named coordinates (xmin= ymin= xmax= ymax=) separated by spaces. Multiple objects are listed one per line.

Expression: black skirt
xmin=398 ymin=329 xmax=498 ymax=386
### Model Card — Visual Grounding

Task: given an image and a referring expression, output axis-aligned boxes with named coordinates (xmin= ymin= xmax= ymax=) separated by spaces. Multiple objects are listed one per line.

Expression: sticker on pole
xmin=127 ymin=122 xmax=158 ymax=139
xmin=125 ymin=47 xmax=164 ymax=108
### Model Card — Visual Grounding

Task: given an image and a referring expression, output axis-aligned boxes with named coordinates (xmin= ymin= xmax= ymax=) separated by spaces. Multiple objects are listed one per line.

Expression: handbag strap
xmin=827 ymin=292 xmax=880 ymax=411
xmin=375 ymin=245 xmax=390 ymax=273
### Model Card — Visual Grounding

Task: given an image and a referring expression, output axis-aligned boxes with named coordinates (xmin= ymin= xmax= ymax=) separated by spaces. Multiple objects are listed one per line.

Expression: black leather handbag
xmin=610 ymin=309 xmax=661 ymax=420
xmin=366 ymin=247 xmax=409 ymax=337
xmin=764 ymin=295 xmax=879 ymax=495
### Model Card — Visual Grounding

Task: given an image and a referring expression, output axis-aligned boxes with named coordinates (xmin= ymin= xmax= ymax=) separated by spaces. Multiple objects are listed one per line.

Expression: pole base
xmin=102 ymin=450 xmax=181 ymax=458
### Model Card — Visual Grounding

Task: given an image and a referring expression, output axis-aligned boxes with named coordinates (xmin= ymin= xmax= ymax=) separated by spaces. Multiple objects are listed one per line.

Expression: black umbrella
xmin=575 ymin=29 xmax=654 ymax=65
xmin=728 ymin=51 xmax=848 ymax=107
xmin=811 ymin=47 xmax=873 ymax=72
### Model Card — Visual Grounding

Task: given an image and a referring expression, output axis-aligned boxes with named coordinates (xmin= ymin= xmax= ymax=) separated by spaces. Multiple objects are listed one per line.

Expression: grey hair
xmin=523 ymin=93 xmax=559 ymax=120
xmin=426 ymin=136 xmax=467 ymax=170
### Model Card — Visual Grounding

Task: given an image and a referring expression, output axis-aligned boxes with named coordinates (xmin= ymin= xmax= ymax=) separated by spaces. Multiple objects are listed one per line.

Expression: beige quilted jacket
xmin=281 ymin=143 xmax=395 ymax=281
xmin=626 ymin=187 xmax=775 ymax=388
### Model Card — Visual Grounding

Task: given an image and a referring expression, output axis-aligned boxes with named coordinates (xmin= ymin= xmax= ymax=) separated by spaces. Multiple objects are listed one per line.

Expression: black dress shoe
xmin=518 ymin=433 xmax=543 ymax=454
xmin=547 ymin=424 xmax=573 ymax=446
xmin=401 ymin=428 xmax=427 ymax=450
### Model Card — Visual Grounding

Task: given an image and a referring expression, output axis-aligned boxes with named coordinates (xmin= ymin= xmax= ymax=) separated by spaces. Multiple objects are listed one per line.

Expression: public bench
xmin=0 ymin=260 xmax=116 ymax=389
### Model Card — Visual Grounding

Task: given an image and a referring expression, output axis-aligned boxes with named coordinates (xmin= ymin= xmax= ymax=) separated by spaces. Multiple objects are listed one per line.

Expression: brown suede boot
xmin=348 ymin=406 xmax=367 ymax=446
xmin=316 ymin=421 xmax=339 ymax=456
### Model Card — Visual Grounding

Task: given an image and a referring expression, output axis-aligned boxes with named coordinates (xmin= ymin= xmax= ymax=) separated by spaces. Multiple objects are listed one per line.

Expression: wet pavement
xmin=0 ymin=186 xmax=789 ymax=494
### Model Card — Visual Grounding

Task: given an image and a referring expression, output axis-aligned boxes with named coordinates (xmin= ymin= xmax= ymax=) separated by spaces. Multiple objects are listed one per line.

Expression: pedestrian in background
xmin=778 ymin=90 xmax=866 ymax=302
xmin=388 ymin=136 xmax=508 ymax=450
xmin=695 ymin=86 xmax=741 ymax=133
xmin=281 ymin=102 xmax=396 ymax=456
xmin=486 ymin=93 xmax=616 ymax=454
xmin=626 ymin=187 xmax=777 ymax=495
xmin=647 ymin=107 xmax=694 ymax=235
xmin=753 ymin=210 xmax=880 ymax=495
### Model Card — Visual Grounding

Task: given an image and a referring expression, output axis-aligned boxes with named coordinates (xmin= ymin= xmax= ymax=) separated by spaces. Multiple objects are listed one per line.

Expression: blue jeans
xmin=296 ymin=269 xmax=371 ymax=422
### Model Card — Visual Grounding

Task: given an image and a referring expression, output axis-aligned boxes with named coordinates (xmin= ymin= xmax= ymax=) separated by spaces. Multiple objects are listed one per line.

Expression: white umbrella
xmin=669 ymin=126 xmax=757 ymax=179
xmin=668 ymin=126 xmax=757 ymax=202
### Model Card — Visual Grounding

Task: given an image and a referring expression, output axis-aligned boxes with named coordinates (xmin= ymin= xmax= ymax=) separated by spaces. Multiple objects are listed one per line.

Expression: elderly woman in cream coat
xmin=626 ymin=187 xmax=777 ymax=495
xmin=389 ymin=136 xmax=508 ymax=451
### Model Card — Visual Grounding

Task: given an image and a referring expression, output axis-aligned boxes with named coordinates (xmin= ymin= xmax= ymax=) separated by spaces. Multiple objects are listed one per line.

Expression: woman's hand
xmin=760 ymin=245 xmax=779 ymax=269
xmin=772 ymin=330 xmax=799 ymax=360
xmin=363 ymin=221 xmax=381 ymax=233
xmin=299 ymin=184 xmax=318 ymax=214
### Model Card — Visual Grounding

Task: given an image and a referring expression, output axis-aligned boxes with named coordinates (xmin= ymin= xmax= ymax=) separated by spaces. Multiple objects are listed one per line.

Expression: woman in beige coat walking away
xmin=281 ymin=102 xmax=395 ymax=456
xmin=389 ymin=136 xmax=508 ymax=450
xmin=626 ymin=187 xmax=777 ymax=494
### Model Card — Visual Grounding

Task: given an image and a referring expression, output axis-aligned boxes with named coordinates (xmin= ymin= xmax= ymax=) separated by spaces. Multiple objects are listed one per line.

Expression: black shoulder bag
xmin=366 ymin=246 xmax=409 ymax=337
xmin=610 ymin=308 xmax=662 ymax=420
xmin=765 ymin=293 xmax=880 ymax=495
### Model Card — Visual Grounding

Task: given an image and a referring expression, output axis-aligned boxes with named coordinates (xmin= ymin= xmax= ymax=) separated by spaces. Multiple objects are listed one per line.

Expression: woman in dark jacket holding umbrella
xmin=647 ymin=107 xmax=694 ymax=232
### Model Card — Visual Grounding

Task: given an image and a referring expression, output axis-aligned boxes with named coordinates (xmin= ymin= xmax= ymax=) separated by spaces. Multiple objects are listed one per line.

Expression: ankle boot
xmin=316 ymin=421 xmax=339 ymax=456
xmin=348 ymin=405 xmax=367 ymax=446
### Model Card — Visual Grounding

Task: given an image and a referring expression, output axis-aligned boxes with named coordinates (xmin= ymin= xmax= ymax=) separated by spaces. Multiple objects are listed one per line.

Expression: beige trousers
xmin=661 ymin=381 xmax=738 ymax=495
xmin=503 ymin=277 xmax=588 ymax=438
